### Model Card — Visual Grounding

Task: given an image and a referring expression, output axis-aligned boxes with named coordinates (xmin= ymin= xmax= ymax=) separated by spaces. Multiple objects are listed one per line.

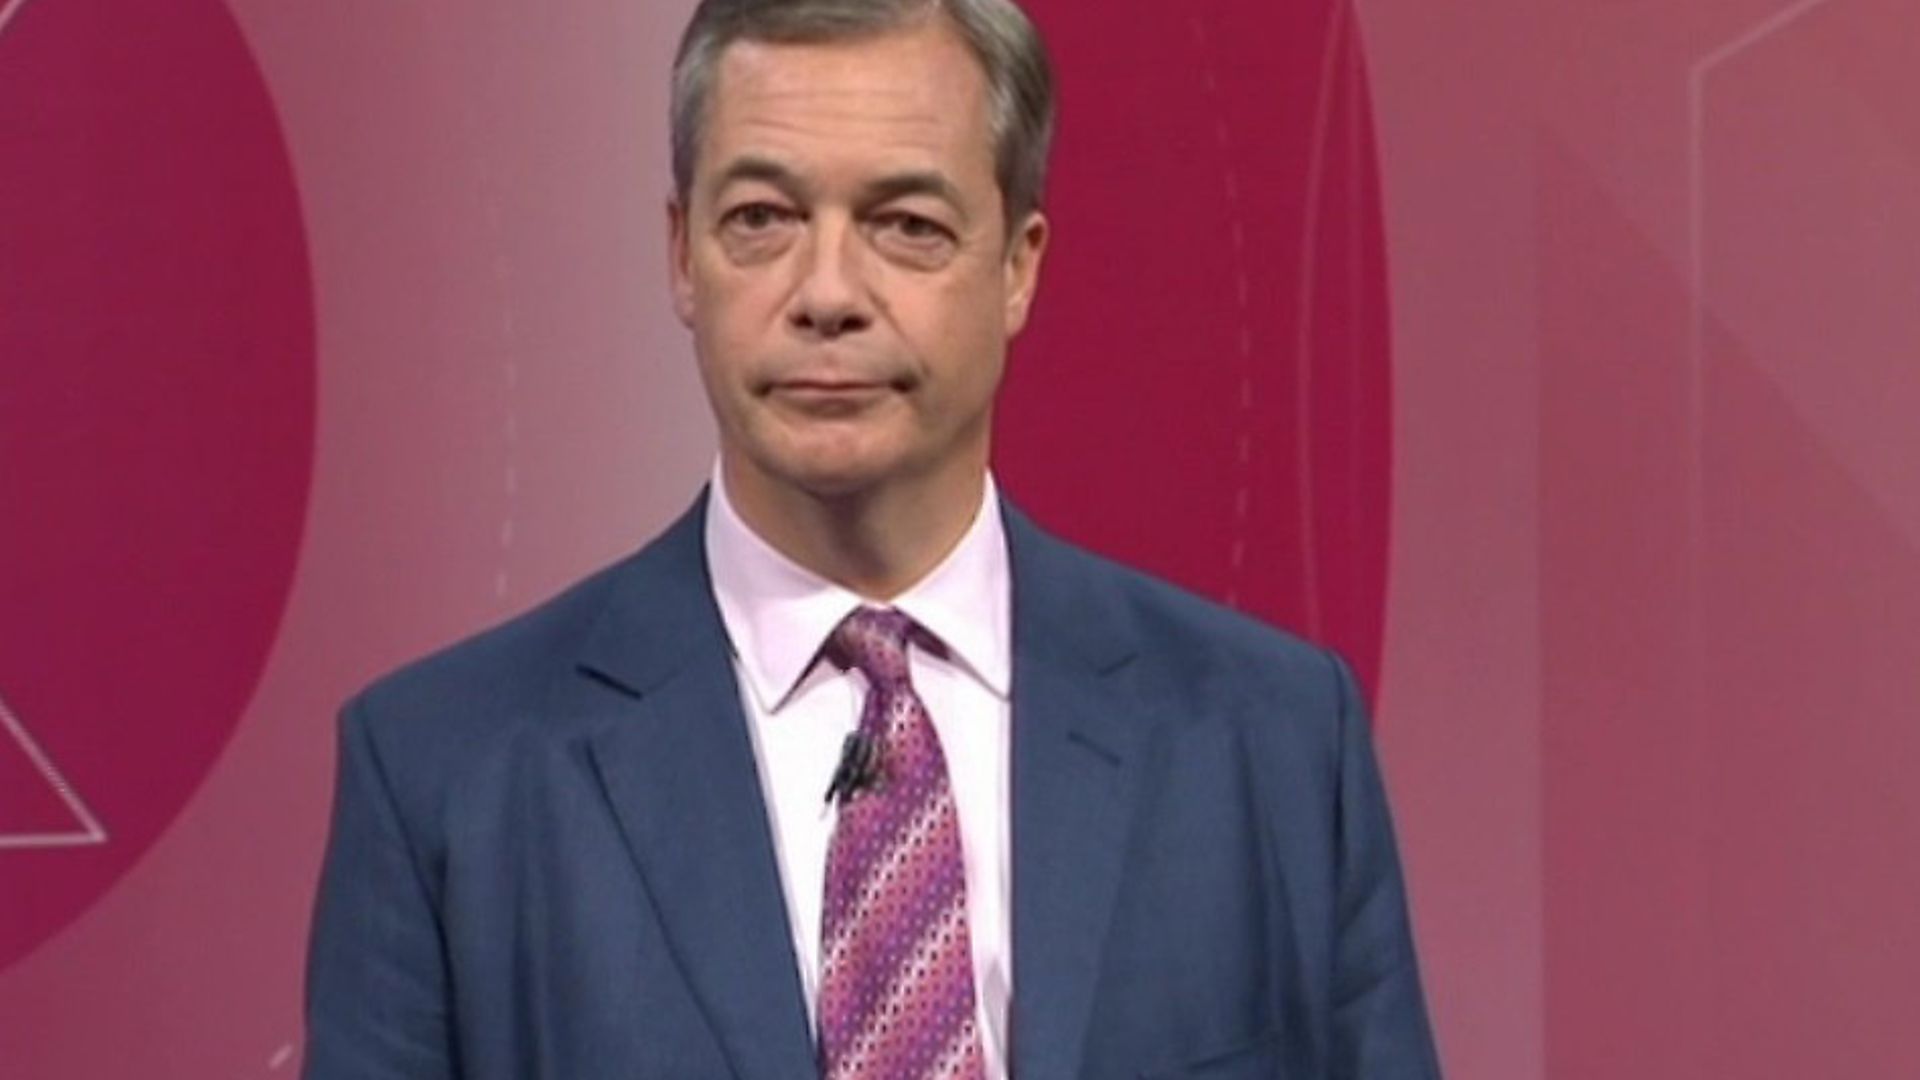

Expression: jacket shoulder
xmin=347 ymin=553 xmax=631 ymax=734
xmin=1015 ymin=514 xmax=1344 ymax=694
xmin=1114 ymin=557 xmax=1340 ymax=690
xmin=345 ymin=495 xmax=708 ymax=746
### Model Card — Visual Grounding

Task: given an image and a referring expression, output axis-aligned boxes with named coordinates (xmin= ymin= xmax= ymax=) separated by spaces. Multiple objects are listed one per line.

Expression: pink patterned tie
xmin=817 ymin=607 xmax=986 ymax=1080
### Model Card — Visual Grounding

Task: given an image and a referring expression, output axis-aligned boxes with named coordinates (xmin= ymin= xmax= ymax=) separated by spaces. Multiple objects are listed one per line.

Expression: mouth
xmin=776 ymin=378 xmax=887 ymax=392
xmin=764 ymin=377 xmax=901 ymax=412
xmin=765 ymin=367 xmax=916 ymax=395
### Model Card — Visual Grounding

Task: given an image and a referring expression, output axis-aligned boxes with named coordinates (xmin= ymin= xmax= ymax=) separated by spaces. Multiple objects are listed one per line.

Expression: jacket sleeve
xmin=1326 ymin=651 xmax=1444 ymax=1078
xmin=303 ymin=697 xmax=460 ymax=1079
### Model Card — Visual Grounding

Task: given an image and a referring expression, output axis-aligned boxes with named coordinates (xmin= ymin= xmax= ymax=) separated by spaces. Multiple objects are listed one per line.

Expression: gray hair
xmin=670 ymin=0 xmax=1056 ymax=228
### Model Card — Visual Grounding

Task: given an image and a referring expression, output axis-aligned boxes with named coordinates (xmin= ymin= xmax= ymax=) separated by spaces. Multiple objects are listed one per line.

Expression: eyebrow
xmin=711 ymin=155 xmax=805 ymax=199
xmin=711 ymin=157 xmax=970 ymax=221
xmin=862 ymin=171 xmax=966 ymax=214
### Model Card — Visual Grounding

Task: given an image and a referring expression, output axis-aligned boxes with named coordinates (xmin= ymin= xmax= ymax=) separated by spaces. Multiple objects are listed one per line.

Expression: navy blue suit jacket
xmin=304 ymin=495 xmax=1441 ymax=1078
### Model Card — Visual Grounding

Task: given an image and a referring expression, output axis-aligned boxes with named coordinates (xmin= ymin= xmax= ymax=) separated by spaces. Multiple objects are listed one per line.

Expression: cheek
xmin=696 ymin=236 xmax=789 ymax=301
xmin=923 ymin=278 xmax=1011 ymax=384
xmin=693 ymin=271 xmax=783 ymax=369
xmin=889 ymin=263 xmax=1004 ymax=340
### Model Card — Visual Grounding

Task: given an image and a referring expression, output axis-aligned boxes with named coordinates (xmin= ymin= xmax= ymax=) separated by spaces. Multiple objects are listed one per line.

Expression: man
xmin=303 ymin=0 xmax=1442 ymax=1077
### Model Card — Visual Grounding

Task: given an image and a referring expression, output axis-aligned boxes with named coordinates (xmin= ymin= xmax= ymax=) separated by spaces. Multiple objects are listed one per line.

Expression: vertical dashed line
xmin=1191 ymin=16 xmax=1260 ymax=611
xmin=479 ymin=156 xmax=520 ymax=606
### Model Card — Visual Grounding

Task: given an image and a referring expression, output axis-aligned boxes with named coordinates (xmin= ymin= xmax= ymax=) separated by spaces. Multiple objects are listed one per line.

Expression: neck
xmin=720 ymin=452 xmax=987 ymax=601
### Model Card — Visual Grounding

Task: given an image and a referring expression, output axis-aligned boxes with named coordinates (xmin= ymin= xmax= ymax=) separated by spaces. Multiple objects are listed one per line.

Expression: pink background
xmin=3 ymin=0 xmax=1917 ymax=1075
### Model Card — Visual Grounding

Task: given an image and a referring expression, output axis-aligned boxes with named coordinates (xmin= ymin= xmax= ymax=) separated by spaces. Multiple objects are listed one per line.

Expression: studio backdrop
xmin=3 ymin=0 xmax=1916 ymax=1076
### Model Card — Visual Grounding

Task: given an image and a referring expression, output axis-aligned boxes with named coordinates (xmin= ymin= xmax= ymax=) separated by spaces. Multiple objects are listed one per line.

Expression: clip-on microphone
xmin=824 ymin=730 xmax=882 ymax=806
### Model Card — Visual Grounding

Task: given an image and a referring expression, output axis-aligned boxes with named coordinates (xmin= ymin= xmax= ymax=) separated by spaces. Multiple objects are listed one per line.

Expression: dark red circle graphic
xmin=998 ymin=0 xmax=1393 ymax=695
xmin=0 ymin=0 xmax=315 ymax=972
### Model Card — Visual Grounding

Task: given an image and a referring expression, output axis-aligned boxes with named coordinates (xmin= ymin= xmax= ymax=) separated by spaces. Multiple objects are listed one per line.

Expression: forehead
xmin=700 ymin=19 xmax=996 ymax=184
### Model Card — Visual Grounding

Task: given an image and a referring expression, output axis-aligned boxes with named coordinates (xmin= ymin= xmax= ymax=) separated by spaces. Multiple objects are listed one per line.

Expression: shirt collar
xmin=703 ymin=461 xmax=1012 ymax=713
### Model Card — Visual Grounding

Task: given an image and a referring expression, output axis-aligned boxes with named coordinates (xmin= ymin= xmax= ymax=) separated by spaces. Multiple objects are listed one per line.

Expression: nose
xmin=789 ymin=217 xmax=872 ymax=340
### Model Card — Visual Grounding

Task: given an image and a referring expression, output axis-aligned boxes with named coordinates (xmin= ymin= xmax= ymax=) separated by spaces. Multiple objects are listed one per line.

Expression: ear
xmin=1002 ymin=209 xmax=1050 ymax=339
xmin=668 ymin=197 xmax=695 ymax=328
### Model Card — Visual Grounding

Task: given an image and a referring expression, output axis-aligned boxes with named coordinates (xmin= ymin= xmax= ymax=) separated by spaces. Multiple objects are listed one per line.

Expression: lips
xmin=778 ymin=378 xmax=886 ymax=392
xmin=762 ymin=369 xmax=914 ymax=402
xmin=767 ymin=379 xmax=896 ymax=412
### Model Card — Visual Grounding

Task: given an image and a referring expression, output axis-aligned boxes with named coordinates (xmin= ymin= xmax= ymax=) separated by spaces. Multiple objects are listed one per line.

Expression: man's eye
xmin=879 ymin=212 xmax=951 ymax=242
xmin=724 ymin=203 xmax=793 ymax=230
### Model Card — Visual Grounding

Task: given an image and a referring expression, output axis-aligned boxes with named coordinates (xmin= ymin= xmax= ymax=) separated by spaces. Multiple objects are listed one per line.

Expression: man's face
xmin=670 ymin=18 xmax=1047 ymax=501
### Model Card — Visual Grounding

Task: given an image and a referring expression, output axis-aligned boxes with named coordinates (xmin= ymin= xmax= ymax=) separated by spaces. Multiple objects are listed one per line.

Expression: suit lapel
xmin=576 ymin=496 xmax=818 ymax=1080
xmin=567 ymin=496 xmax=1151 ymax=1080
xmin=1003 ymin=508 xmax=1150 ymax=1080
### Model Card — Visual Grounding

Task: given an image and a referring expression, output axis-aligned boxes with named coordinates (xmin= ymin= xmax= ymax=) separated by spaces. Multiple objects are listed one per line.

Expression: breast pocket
xmin=1139 ymin=1028 xmax=1285 ymax=1079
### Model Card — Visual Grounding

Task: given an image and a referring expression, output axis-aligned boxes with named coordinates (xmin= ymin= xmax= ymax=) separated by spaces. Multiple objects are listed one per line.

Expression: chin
xmin=769 ymin=412 xmax=914 ymax=478
xmin=777 ymin=455 xmax=899 ymax=500
xmin=740 ymin=434 xmax=897 ymax=500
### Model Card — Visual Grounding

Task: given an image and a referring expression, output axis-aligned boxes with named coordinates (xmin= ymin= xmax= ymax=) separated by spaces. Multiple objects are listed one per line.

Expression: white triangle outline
xmin=0 ymin=693 xmax=109 ymax=850
xmin=3 ymin=0 xmax=102 ymax=850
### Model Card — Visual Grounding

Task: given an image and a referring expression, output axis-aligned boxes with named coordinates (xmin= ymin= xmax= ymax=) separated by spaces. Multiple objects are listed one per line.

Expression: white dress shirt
xmin=703 ymin=463 xmax=1013 ymax=1079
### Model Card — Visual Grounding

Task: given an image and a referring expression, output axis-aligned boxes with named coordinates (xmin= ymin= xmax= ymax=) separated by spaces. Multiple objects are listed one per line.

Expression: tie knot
xmin=828 ymin=606 xmax=917 ymax=690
